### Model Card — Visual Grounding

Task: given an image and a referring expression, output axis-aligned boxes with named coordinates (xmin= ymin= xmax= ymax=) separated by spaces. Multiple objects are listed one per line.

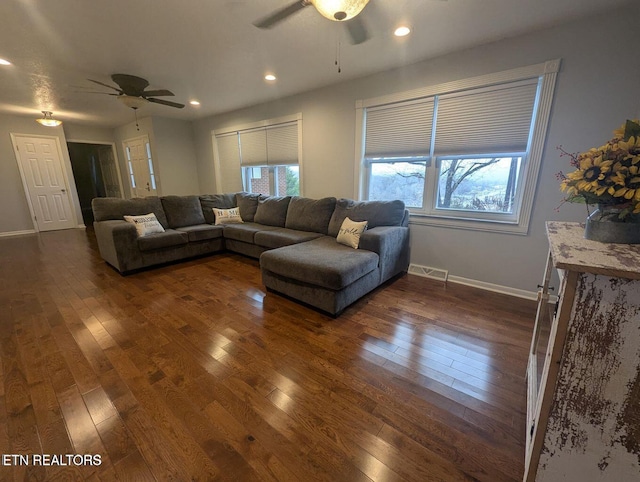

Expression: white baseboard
xmin=0 ymin=229 xmax=36 ymax=238
xmin=408 ymin=271 xmax=560 ymax=303
xmin=446 ymin=275 xmax=538 ymax=301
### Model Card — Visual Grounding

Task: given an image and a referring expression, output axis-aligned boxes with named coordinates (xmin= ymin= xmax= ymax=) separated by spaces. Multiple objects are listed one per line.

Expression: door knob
xmin=61 ymin=188 xmax=66 ymax=193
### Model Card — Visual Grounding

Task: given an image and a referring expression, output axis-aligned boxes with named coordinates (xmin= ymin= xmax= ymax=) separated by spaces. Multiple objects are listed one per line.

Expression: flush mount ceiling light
xmin=312 ymin=0 xmax=369 ymax=21
xmin=394 ymin=26 xmax=411 ymax=37
xmin=0 ymin=58 xmax=11 ymax=66
xmin=189 ymin=100 xmax=201 ymax=106
xmin=118 ymin=95 xmax=148 ymax=109
xmin=264 ymin=74 xmax=277 ymax=81
xmin=35 ymin=111 xmax=62 ymax=127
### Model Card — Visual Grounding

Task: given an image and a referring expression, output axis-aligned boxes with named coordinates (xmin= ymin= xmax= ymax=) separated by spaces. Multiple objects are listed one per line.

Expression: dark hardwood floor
xmin=0 ymin=228 xmax=537 ymax=481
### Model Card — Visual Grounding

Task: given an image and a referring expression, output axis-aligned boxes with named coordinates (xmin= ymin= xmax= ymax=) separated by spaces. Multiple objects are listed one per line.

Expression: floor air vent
xmin=408 ymin=264 xmax=449 ymax=283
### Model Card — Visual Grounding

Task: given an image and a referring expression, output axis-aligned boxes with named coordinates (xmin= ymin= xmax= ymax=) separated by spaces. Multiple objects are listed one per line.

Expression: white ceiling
xmin=0 ymin=0 xmax=630 ymax=128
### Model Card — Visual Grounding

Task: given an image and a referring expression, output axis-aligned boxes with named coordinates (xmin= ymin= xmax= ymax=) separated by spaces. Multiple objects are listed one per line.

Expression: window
xmin=212 ymin=114 xmax=302 ymax=196
xmin=357 ymin=60 xmax=560 ymax=233
xmin=125 ymin=146 xmax=136 ymax=188
xmin=145 ymin=141 xmax=156 ymax=190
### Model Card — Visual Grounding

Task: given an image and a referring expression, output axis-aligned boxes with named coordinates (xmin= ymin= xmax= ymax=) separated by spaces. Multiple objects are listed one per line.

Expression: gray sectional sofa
xmin=92 ymin=193 xmax=410 ymax=315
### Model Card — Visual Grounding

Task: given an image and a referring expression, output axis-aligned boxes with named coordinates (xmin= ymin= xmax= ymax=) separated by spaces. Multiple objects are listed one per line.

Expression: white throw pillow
xmin=336 ymin=217 xmax=368 ymax=249
xmin=123 ymin=213 xmax=165 ymax=237
xmin=213 ymin=207 xmax=244 ymax=225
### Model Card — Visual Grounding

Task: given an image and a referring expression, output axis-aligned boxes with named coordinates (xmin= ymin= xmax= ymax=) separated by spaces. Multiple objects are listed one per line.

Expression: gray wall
xmin=192 ymin=4 xmax=640 ymax=293
xmin=114 ymin=116 xmax=198 ymax=197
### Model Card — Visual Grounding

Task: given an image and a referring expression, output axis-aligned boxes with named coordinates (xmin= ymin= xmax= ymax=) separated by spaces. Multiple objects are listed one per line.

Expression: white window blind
xmin=266 ymin=122 xmax=298 ymax=165
xmin=239 ymin=128 xmax=267 ymax=166
xmin=215 ymin=132 xmax=242 ymax=192
xmin=365 ymin=98 xmax=435 ymax=158
xmin=433 ymin=79 xmax=539 ymax=156
xmin=238 ymin=121 xmax=299 ymax=166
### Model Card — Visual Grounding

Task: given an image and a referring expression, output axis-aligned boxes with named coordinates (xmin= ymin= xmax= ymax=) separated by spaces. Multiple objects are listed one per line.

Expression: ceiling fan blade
xmin=345 ymin=16 xmax=369 ymax=45
xmin=111 ymin=74 xmax=149 ymax=95
xmin=88 ymin=79 xmax=122 ymax=93
xmin=142 ymin=89 xmax=175 ymax=97
xmin=254 ymin=0 xmax=309 ymax=29
xmin=147 ymin=97 xmax=185 ymax=109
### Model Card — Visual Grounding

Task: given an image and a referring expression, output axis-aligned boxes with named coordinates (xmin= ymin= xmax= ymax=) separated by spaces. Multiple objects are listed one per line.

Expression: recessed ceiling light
xmin=264 ymin=74 xmax=276 ymax=81
xmin=394 ymin=26 xmax=411 ymax=37
xmin=189 ymin=100 xmax=200 ymax=106
xmin=0 ymin=58 xmax=11 ymax=66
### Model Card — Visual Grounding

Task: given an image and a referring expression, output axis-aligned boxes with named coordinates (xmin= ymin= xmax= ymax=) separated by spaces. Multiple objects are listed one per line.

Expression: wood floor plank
xmin=0 ymin=228 xmax=539 ymax=481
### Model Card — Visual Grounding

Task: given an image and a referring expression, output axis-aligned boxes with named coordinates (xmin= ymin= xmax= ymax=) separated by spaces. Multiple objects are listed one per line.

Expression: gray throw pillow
xmin=328 ymin=198 xmax=406 ymax=237
xmin=254 ymin=196 xmax=291 ymax=227
xmin=285 ymin=196 xmax=337 ymax=234
xmin=160 ymin=195 xmax=206 ymax=228
xmin=235 ymin=192 xmax=261 ymax=222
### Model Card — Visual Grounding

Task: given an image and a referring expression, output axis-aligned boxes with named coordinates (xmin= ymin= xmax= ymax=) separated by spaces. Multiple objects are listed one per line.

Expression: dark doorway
xmin=67 ymin=142 xmax=122 ymax=225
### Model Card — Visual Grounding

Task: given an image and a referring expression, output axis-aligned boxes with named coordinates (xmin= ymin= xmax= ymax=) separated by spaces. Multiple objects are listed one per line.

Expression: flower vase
xmin=584 ymin=204 xmax=640 ymax=244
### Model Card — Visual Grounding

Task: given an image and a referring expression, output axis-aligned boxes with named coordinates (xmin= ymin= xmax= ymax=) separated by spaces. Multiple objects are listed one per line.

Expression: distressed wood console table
xmin=524 ymin=221 xmax=640 ymax=481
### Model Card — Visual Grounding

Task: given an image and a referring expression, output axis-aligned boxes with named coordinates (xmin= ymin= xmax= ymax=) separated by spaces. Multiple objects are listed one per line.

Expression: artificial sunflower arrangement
xmin=558 ymin=119 xmax=640 ymax=220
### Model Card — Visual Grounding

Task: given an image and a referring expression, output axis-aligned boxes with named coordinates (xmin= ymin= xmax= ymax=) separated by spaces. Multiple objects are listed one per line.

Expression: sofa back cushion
xmin=254 ymin=196 xmax=291 ymax=227
xmin=236 ymin=192 xmax=261 ymax=222
xmin=160 ymin=195 xmax=206 ymax=228
xmin=285 ymin=196 xmax=337 ymax=234
xmin=199 ymin=193 xmax=237 ymax=224
xmin=328 ymin=198 xmax=406 ymax=237
xmin=92 ymin=196 xmax=169 ymax=228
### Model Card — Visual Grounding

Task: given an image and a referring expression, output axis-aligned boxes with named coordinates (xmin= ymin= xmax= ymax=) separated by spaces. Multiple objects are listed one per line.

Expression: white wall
xmin=0 ymin=114 xmax=83 ymax=234
xmin=192 ymin=4 xmax=640 ymax=293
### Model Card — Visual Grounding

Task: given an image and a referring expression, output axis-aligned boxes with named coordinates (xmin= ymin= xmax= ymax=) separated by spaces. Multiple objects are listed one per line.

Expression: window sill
xmin=408 ymin=212 xmax=529 ymax=235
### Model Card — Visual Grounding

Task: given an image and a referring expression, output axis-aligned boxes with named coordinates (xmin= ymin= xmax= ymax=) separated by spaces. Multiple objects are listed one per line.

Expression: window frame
xmin=355 ymin=59 xmax=561 ymax=234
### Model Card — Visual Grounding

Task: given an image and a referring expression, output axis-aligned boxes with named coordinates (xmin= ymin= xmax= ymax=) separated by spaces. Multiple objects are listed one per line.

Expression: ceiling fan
xmin=86 ymin=74 xmax=185 ymax=110
xmin=254 ymin=0 xmax=371 ymax=45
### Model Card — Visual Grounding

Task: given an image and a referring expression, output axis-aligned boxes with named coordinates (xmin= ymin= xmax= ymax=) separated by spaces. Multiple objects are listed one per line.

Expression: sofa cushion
xmin=161 ymin=196 xmax=206 ymax=228
xmin=200 ymin=193 xmax=237 ymax=223
xmin=223 ymin=222 xmax=279 ymax=244
xmin=260 ymin=236 xmax=379 ymax=290
xmin=123 ymin=213 xmax=165 ymax=237
xmin=285 ymin=196 xmax=337 ymax=234
xmin=254 ymin=228 xmax=324 ymax=249
xmin=92 ymin=197 xmax=168 ymax=228
xmin=137 ymin=229 xmax=188 ymax=252
xmin=175 ymin=224 xmax=224 ymax=242
xmin=254 ymin=196 xmax=291 ymax=227
xmin=236 ymin=192 xmax=261 ymax=222
xmin=328 ymin=199 xmax=406 ymax=237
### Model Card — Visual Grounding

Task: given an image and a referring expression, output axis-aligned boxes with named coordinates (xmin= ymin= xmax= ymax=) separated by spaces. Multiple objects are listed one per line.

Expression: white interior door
xmin=123 ymin=135 xmax=157 ymax=197
xmin=97 ymin=145 xmax=123 ymax=198
xmin=12 ymin=134 xmax=76 ymax=231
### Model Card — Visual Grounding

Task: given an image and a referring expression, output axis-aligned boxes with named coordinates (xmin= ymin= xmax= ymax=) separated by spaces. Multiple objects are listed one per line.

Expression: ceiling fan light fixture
xmin=35 ymin=111 xmax=62 ymax=127
xmin=118 ymin=95 xmax=148 ymax=109
xmin=311 ymin=0 xmax=369 ymax=22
